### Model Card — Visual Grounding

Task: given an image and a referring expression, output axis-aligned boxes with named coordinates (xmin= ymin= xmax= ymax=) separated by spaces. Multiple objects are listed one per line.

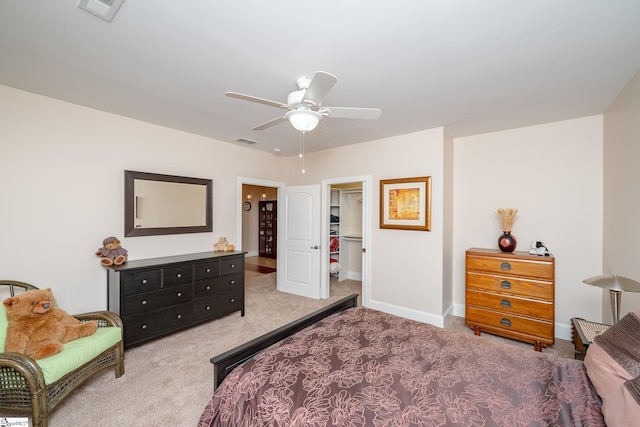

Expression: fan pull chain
xmin=300 ymin=132 xmax=306 ymax=174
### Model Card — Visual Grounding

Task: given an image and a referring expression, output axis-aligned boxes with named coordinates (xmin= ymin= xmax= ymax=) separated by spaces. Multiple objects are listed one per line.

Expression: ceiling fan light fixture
xmin=286 ymin=110 xmax=321 ymax=132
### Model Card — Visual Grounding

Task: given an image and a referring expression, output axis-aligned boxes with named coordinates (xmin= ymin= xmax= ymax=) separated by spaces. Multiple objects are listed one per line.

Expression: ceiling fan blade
xmin=225 ymin=91 xmax=289 ymax=109
xmin=322 ymin=107 xmax=382 ymax=120
xmin=252 ymin=116 xmax=287 ymax=130
xmin=303 ymin=71 xmax=337 ymax=106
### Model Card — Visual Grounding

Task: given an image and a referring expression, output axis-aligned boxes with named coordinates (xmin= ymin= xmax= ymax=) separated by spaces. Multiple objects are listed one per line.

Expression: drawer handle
xmin=500 ymin=280 xmax=512 ymax=290
xmin=142 ymin=279 xmax=147 ymax=284
xmin=206 ymin=286 xmax=211 ymax=290
xmin=206 ymin=306 xmax=211 ymax=310
xmin=500 ymin=262 xmax=512 ymax=271
xmin=230 ymin=298 xmax=235 ymax=303
xmin=230 ymin=264 xmax=235 ymax=268
xmin=141 ymin=324 xmax=147 ymax=330
xmin=230 ymin=280 xmax=235 ymax=285
xmin=141 ymin=300 xmax=147 ymax=305
xmin=500 ymin=318 xmax=512 ymax=328
xmin=206 ymin=268 xmax=211 ymax=273
xmin=176 ymin=273 xmax=182 ymax=278
xmin=177 ymin=314 xmax=182 ymax=319
xmin=500 ymin=299 xmax=512 ymax=309
xmin=177 ymin=292 xmax=182 ymax=297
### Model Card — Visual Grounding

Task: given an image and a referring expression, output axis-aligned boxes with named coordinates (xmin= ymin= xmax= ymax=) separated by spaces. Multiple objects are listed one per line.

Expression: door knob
xmin=310 ymin=245 xmax=319 ymax=250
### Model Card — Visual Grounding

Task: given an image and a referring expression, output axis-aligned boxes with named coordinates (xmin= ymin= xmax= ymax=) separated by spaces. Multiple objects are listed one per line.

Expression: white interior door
xmin=277 ymin=185 xmax=321 ymax=298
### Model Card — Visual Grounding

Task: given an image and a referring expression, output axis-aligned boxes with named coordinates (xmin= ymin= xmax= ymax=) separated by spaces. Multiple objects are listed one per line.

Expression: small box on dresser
xmin=465 ymin=247 xmax=555 ymax=351
xmin=107 ymin=251 xmax=245 ymax=348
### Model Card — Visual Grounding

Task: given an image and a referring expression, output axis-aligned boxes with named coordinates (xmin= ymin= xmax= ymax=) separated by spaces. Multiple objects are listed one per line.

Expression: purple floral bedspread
xmin=199 ymin=307 xmax=604 ymax=426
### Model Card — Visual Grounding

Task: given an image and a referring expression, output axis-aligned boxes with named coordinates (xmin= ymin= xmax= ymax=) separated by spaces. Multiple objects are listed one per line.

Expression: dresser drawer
xmin=466 ymin=255 xmax=553 ymax=280
xmin=163 ymin=264 xmax=193 ymax=286
xmin=194 ymin=260 xmax=220 ymax=280
xmin=221 ymin=256 xmax=243 ymax=276
xmin=466 ymin=272 xmax=553 ymax=300
xmin=194 ymin=273 xmax=243 ymax=297
xmin=466 ymin=289 xmax=554 ymax=319
xmin=124 ymin=284 xmax=192 ymax=316
xmin=194 ymin=290 xmax=242 ymax=322
xmin=124 ymin=302 xmax=194 ymax=344
xmin=122 ymin=269 xmax=162 ymax=295
xmin=466 ymin=306 xmax=553 ymax=340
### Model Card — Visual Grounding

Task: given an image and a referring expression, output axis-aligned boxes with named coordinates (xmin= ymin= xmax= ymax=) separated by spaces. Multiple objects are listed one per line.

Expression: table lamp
xmin=583 ymin=274 xmax=640 ymax=323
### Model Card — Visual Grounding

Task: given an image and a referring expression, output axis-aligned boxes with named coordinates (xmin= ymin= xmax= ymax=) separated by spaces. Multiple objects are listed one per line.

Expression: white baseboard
xmin=367 ymin=299 xmax=444 ymax=328
xmin=347 ymin=271 xmax=362 ymax=281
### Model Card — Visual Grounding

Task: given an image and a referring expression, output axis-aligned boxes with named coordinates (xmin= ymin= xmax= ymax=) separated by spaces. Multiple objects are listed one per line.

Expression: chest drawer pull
xmin=230 ymin=298 xmax=235 ymax=303
xmin=500 ymin=262 xmax=511 ymax=271
xmin=230 ymin=280 xmax=235 ymax=285
xmin=176 ymin=273 xmax=182 ymax=278
xmin=141 ymin=300 xmax=147 ymax=305
xmin=206 ymin=285 xmax=211 ymax=290
xmin=500 ymin=299 xmax=512 ymax=309
xmin=206 ymin=305 xmax=211 ymax=310
xmin=142 ymin=279 xmax=148 ymax=284
xmin=141 ymin=324 xmax=147 ymax=330
xmin=500 ymin=318 xmax=512 ymax=328
xmin=206 ymin=268 xmax=211 ymax=273
xmin=177 ymin=292 xmax=182 ymax=297
xmin=500 ymin=280 xmax=512 ymax=289
xmin=177 ymin=314 xmax=182 ymax=319
xmin=230 ymin=264 xmax=235 ymax=269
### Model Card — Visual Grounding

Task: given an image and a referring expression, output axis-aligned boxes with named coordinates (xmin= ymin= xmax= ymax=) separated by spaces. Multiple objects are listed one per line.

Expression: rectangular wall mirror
xmin=124 ymin=170 xmax=212 ymax=237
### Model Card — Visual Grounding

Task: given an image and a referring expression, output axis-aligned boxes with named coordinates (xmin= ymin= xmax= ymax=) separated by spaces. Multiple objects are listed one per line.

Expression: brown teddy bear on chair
xmin=2 ymin=288 xmax=98 ymax=360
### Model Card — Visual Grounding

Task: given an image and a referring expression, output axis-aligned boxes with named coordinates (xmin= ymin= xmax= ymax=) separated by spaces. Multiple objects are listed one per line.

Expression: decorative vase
xmin=498 ymin=231 xmax=517 ymax=252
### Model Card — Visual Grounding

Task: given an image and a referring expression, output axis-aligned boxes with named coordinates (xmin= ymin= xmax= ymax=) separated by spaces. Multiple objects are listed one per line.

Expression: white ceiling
xmin=2 ymin=1 xmax=640 ymax=157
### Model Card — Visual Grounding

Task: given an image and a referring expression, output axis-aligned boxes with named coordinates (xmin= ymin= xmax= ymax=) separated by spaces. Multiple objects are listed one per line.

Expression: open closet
xmin=328 ymin=184 xmax=363 ymax=282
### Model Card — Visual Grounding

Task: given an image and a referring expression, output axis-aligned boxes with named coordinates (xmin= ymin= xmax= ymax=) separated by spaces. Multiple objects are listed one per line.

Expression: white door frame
xmin=236 ymin=177 xmax=285 ymax=253
xmin=321 ymin=175 xmax=372 ymax=307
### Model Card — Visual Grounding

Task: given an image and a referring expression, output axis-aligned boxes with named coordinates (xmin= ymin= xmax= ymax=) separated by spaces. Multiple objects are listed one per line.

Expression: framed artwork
xmin=380 ymin=176 xmax=431 ymax=231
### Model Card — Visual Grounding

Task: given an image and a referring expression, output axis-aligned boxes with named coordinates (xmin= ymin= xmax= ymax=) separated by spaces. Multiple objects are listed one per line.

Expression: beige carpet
xmin=33 ymin=273 xmax=572 ymax=426
xmin=45 ymin=274 xmax=360 ymax=426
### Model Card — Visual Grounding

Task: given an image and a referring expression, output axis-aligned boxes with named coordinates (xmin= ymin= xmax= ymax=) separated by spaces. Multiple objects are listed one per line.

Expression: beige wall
xmin=453 ymin=116 xmax=604 ymax=338
xmin=603 ymin=68 xmax=640 ymax=322
xmin=287 ymin=128 xmax=448 ymax=323
xmin=0 ymin=85 xmax=287 ymax=314
xmin=1 ymin=81 xmax=620 ymax=337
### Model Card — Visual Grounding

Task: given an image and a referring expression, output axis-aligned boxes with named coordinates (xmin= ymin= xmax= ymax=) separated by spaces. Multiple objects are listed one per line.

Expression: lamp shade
xmin=583 ymin=274 xmax=640 ymax=292
xmin=286 ymin=110 xmax=321 ymax=132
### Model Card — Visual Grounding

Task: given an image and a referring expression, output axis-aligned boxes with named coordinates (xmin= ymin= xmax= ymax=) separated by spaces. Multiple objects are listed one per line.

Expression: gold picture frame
xmin=380 ymin=176 xmax=431 ymax=231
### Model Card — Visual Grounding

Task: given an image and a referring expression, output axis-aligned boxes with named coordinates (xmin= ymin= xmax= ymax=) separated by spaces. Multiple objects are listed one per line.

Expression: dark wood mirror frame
xmin=124 ymin=170 xmax=213 ymax=237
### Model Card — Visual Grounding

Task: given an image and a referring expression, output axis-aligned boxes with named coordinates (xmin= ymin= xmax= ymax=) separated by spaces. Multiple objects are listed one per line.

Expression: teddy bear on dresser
xmin=96 ymin=236 xmax=128 ymax=266
xmin=3 ymin=288 xmax=98 ymax=360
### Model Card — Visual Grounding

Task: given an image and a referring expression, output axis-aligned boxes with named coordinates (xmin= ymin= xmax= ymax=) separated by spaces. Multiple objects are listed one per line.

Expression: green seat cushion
xmin=1 ymin=303 xmax=122 ymax=384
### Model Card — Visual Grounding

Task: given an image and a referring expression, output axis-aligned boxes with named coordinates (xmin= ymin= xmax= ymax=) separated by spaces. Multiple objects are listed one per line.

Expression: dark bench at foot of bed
xmin=210 ymin=293 xmax=359 ymax=390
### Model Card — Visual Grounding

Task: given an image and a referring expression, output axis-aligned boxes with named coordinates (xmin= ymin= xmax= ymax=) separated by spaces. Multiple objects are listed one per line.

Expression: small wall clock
xmin=243 ymin=201 xmax=252 ymax=211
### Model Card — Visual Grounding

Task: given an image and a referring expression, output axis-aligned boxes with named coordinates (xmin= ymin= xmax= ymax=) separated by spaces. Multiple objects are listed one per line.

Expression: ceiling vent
xmin=78 ymin=0 xmax=125 ymax=22
xmin=235 ymin=137 xmax=259 ymax=145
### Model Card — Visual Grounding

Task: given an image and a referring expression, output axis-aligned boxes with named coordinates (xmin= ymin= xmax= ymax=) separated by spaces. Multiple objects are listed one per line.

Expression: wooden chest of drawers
xmin=465 ymin=247 xmax=555 ymax=351
xmin=108 ymin=251 xmax=245 ymax=348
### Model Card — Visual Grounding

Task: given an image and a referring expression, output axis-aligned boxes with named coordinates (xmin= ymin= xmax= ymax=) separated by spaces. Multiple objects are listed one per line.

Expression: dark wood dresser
xmin=465 ymin=247 xmax=555 ymax=351
xmin=107 ymin=251 xmax=245 ymax=348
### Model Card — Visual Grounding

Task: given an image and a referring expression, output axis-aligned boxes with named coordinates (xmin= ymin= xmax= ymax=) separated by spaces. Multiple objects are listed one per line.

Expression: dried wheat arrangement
xmin=496 ymin=208 xmax=518 ymax=232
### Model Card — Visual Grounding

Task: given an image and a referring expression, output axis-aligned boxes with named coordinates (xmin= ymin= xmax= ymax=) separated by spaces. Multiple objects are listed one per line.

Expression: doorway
xmin=321 ymin=176 xmax=371 ymax=306
xmin=237 ymin=178 xmax=284 ymax=279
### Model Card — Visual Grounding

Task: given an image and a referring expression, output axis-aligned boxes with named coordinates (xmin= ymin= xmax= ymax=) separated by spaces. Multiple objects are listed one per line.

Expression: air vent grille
xmin=78 ymin=0 xmax=125 ymax=22
xmin=235 ymin=138 xmax=259 ymax=145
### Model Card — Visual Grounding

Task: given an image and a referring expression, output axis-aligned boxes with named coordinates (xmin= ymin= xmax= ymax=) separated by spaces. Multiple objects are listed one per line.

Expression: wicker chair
xmin=0 ymin=280 xmax=124 ymax=427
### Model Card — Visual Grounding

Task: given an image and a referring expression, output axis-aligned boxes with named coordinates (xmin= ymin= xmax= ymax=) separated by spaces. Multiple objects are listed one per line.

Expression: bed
xmin=199 ymin=294 xmax=639 ymax=426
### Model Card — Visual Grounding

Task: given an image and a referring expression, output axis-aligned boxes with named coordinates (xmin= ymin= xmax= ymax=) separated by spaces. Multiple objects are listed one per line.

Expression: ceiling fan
xmin=225 ymin=71 xmax=381 ymax=132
